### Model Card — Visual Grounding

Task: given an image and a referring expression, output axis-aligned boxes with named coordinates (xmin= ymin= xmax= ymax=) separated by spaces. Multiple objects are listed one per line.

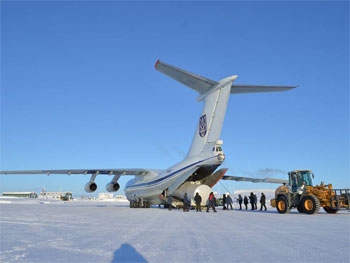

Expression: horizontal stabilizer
xmin=155 ymin=60 xmax=217 ymax=95
xmin=156 ymin=60 xmax=297 ymax=96
xmin=222 ymin=175 xmax=288 ymax=184
xmin=231 ymin=84 xmax=297 ymax=94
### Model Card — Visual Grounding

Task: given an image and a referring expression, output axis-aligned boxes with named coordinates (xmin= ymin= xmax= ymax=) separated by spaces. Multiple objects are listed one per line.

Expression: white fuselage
xmin=124 ymin=148 xmax=224 ymax=204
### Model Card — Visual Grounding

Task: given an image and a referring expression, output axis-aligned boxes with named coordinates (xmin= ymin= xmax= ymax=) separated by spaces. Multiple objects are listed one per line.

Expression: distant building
xmin=2 ymin=192 xmax=38 ymax=198
xmin=38 ymin=189 xmax=72 ymax=200
xmin=115 ymin=195 xmax=127 ymax=200
xmin=98 ymin=193 xmax=114 ymax=200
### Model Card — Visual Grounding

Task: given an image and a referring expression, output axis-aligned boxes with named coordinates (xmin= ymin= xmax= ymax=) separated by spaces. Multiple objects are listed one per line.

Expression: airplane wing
xmin=222 ymin=175 xmax=288 ymax=184
xmin=0 ymin=169 xmax=159 ymax=176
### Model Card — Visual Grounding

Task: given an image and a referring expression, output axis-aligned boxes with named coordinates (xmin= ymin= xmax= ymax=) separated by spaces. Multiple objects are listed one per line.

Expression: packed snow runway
xmin=0 ymin=198 xmax=349 ymax=263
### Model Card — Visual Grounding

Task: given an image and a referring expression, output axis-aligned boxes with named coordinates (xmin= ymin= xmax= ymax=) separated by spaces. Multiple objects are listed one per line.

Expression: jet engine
xmin=106 ymin=182 xmax=120 ymax=192
xmin=84 ymin=182 xmax=97 ymax=193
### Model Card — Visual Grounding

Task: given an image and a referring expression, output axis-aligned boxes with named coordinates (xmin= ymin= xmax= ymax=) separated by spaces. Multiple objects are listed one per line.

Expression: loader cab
xmin=288 ymin=170 xmax=314 ymax=192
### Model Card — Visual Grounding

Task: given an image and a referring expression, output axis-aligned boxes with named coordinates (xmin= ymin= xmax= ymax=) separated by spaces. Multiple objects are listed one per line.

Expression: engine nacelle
xmin=106 ymin=182 xmax=120 ymax=192
xmin=84 ymin=182 xmax=97 ymax=193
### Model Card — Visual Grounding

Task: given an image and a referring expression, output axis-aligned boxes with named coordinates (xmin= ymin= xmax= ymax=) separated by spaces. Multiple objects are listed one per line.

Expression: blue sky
xmin=1 ymin=1 xmax=349 ymax=197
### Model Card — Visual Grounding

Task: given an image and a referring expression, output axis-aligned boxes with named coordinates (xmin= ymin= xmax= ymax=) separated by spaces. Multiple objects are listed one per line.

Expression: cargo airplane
xmin=1 ymin=60 xmax=295 ymax=208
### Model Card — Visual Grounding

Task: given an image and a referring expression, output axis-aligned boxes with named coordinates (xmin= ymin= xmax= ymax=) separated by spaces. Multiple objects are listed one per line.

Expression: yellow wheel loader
xmin=270 ymin=170 xmax=350 ymax=215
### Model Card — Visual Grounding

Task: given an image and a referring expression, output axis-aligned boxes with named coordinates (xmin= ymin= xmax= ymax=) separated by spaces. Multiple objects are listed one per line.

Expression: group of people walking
xmin=237 ymin=192 xmax=267 ymax=211
xmin=221 ymin=193 xmax=234 ymax=210
xmin=179 ymin=191 xmax=267 ymax=212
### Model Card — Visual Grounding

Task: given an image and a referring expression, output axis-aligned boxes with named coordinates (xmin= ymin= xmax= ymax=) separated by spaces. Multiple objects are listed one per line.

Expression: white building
xmin=38 ymin=189 xmax=72 ymax=200
xmin=98 ymin=193 xmax=114 ymax=200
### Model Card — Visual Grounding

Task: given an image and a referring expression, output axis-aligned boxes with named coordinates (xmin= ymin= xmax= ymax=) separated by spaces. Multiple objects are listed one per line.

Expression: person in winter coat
xmin=249 ymin=192 xmax=255 ymax=210
xmin=194 ymin=192 xmax=202 ymax=212
xmin=254 ymin=194 xmax=258 ymax=210
xmin=243 ymin=195 xmax=249 ymax=210
xmin=226 ymin=194 xmax=233 ymax=210
xmin=183 ymin=193 xmax=190 ymax=212
xmin=237 ymin=194 xmax=243 ymax=210
xmin=206 ymin=192 xmax=217 ymax=212
xmin=260 ymin=192 xmax=267 ymax=211
xmin=167 ymin=194 xmax=172 ymax=211
xmin=222 ymin=194 xmax=227 ymax=210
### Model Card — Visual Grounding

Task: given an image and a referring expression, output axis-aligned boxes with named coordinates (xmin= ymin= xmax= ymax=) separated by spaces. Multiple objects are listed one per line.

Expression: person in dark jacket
xmin=167 ymin=194 xmax=172 ymax=211
xmin=260 ymin=192 xmax=267 ymax=211
xmin=222 ymin=194 xmax=227 ymax=210
xmin=226 ymin=194 xmax=233 ymax=210
xmin=253 ymin=193 xmax=258 ymax=210
xmin=237 ymin=194 xmax=243 ymax=210
xmin=249 ymin=192 xmax=255 ymax=210
xmin=183 ymin=193 xmax=190 ymax=212
xmin=194 ymin=192 xmax=202 ymax=212
xmin=243 ymin=195 xmax=248 ymax=210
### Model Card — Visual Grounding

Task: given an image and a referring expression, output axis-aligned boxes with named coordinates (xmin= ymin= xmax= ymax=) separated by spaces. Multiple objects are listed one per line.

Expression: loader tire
xmin=297 ymin=204 xmax=304 ymax=213
xmin=323 ymin=207 xmax=338 ymax=214
xmin=302 ymin=194 xmax=320 ymax=215
xmin=276 ymin=196 xmax=290 ymax=214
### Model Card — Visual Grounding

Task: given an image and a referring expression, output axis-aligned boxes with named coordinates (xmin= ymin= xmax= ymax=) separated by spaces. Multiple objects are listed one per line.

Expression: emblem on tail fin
xmin=199 ymin=114 xmax=207 ymax=137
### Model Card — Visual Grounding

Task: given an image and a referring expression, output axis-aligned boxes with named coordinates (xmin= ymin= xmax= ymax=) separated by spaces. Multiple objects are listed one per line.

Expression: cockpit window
xmin=213 ymin=146 xmax=223 ymax=152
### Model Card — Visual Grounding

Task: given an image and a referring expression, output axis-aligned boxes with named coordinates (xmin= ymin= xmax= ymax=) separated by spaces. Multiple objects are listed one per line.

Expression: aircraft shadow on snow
xmin=112 ymin=243 xmax=148 ymax=263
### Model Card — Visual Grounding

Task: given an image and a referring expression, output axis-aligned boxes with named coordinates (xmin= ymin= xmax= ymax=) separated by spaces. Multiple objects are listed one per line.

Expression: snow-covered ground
xmin=0 ymin=197 xmax=349 ymax=263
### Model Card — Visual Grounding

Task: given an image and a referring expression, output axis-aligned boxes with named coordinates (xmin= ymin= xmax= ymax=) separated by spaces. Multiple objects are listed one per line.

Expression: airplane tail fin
xmin=155 ymin=60 xmax=296 ymax=158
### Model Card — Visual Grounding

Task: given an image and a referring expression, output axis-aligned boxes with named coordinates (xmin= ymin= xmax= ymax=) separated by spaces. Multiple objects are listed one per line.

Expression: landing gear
xmin=129 ymin=199 xmax=151 ymax=208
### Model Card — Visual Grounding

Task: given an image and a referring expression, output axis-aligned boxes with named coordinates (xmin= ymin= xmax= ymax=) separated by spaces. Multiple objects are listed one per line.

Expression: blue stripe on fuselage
xmin=124 ymin=155 xmax=218 ymax=191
